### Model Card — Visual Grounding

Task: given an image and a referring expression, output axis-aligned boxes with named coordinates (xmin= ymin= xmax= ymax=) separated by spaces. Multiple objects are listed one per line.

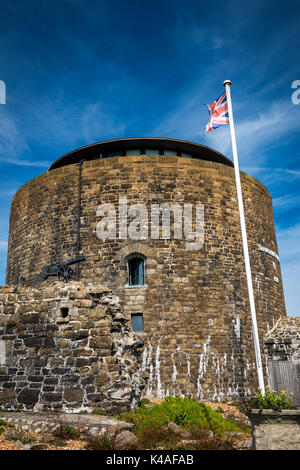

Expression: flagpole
xmin=223 ymin=80 xmax=265 ymax=395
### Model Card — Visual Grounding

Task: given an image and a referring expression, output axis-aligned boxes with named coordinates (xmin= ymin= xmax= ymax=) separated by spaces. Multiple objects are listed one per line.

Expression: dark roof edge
xmin=48 ymin=137 xmax=233 ymax=170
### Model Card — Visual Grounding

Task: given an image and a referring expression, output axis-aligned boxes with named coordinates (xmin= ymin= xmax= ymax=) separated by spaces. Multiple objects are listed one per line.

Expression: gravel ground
xmin=0 ymin=433 xmax=87 ymax=451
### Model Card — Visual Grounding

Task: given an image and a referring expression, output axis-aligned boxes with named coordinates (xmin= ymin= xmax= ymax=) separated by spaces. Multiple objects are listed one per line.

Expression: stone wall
xmin=264 ymin=316 xmax=300 ymax=363
xmin=0 ymin=282 xmax=146 ymax=414
xmin=0 ymin=411 xmax=133 ymax=438
xmin=248 ymin=410 xmax=300 ymax=450
xmin=5 ymin=155 xmax=286 ymax=401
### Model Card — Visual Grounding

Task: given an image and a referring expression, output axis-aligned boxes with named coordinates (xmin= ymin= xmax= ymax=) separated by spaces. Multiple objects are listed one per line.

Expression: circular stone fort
xmin=0 ymin=137 xmax=287 ymax=411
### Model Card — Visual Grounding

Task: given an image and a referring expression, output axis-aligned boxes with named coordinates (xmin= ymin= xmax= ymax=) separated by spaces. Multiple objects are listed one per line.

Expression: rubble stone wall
xmin=264 ymin=316 xmax=300 ymax=363
xmin=0 ymin=282 xmax=146 ymax=414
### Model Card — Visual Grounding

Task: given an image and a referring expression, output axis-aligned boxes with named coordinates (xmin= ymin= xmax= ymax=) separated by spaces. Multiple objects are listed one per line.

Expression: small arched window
xmin=126 ymin=253 xmax=146 ymax=286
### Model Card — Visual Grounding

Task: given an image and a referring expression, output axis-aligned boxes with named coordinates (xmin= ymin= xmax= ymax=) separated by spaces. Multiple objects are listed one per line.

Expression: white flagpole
xmin=223 ymin=80 xmax=265 ymax=395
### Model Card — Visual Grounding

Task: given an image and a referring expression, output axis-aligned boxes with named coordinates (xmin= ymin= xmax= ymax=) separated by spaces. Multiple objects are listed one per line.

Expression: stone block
xmin=63 ymin=388 xmax=84 ymax=403
xmin=17 ymin=388 xmax=40 ymax=404
xmin=114 ymin=430 xmax=139 ymax=449
xmin=0 ymin=389 xmax=15 ymax=403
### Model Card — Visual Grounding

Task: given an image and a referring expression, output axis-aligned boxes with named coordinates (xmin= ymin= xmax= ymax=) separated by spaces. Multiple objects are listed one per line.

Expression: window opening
xmin=131 ymin=314 xmax=144 ymax=332
xmin=60 ymin=307 xmax=69 ymax=318
xmin=128 ymin=257 xmax=144 ymax=286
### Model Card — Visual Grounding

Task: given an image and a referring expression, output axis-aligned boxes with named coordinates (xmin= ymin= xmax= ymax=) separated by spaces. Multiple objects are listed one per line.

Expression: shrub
xmin=139 ymin=398 xmax=151 ymax=407
xmin=0 ymin=419 xmax=14 ymax=433
xmin=0 ymin=419 xmax=8 ymax=434
xmin=7 ymin=428 xmax=38 ymax=444
xmin=246 ymin=386 xmax=294 ymax=412
xmin=84 ymin=432 xmax=115 ymax=450
xmin=52 ymin=424 xmax=81 ymax=440
xmin=117 ymin=396 xmax=244 ymax=438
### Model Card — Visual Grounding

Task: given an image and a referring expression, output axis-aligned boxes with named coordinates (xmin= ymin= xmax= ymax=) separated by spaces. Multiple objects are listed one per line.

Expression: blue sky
xmin=0 ymin=0 xmax=299 ymax=315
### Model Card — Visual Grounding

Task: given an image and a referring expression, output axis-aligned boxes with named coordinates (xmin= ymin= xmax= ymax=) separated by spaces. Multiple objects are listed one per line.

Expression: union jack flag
xmin=205 ymin=91 xmax=229 ymax=132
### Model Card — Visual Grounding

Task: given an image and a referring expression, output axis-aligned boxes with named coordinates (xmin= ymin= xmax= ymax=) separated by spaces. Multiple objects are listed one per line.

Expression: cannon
xmin=19 ymin=256 xmax=86 ymax=285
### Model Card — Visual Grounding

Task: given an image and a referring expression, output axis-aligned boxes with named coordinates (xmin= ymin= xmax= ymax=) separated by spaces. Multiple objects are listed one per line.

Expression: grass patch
xmin=118 ymin=396 xmax=245 ymax=436
xmin=92 ymin=408 xmax=107 ymax=416
xmin=116 ymin=396 xmax=249 ymax=449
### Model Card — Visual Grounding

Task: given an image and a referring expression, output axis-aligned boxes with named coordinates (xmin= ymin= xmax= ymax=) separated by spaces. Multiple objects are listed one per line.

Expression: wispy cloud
xmin=0 ymin=111 xmax=50 ymax=167
xmin=273 ymin=194 xmax=300 ymax=210
xmin=277 ymin=223 xmax=300 ymax=316
xmin=81 ymin=103 xmax=127 ymax=143
xmin=152 ymin=96 xmax=300 ymax=171
xmin=0 ymin=157 xmax=50 ymax=167
xmin=207 ymin=100 xmax=300 ymax=164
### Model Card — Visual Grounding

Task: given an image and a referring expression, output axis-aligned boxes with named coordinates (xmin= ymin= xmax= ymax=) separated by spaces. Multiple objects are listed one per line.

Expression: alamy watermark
xmin=96 ymin=196 xmax=204 ymax=250
xmin=0 ymin=80 xmax=6 ymax=104
xmin=291 ymin=80 xmax=300 ymax=104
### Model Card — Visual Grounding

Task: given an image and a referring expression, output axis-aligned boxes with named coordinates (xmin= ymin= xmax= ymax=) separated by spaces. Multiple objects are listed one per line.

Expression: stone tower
xmin=4 ymin=137 xmax=286 ymax=405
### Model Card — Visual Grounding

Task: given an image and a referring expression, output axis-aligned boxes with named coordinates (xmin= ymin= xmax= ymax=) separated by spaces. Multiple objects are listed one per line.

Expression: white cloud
xmin=206 ymin=101 xmax=300 ymax=165
xmin=0 ymin=111 xmax=50 ymax=167
xmin=273 ymin=194 xmax=300 ymax=210
xmin=152 ymin=93 xmax=300 ymax=172
xmin=277 ymin=223 xmax=300 ymax=317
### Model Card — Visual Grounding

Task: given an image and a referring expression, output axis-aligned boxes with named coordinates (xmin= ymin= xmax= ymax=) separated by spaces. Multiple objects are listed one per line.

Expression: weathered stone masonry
xmin=0 ymin=282 xmax=146 ymax=413
xmin=3 ymin=138 xmax=287 ymax=405
xmin=264 ymin=316 xmax=300 ymax=363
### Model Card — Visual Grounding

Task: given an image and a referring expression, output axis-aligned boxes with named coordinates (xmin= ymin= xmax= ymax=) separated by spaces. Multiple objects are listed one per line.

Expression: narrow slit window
xmin=131 ymin=314 xmax=144 ymax=332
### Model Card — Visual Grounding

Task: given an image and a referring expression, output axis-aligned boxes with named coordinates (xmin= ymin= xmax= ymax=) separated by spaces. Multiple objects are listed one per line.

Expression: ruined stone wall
xmin=264 ymin=316 xmax=300 ymax=363
xmin=0 ymin=282 xmax=146 ymax=413
xmin=6 ymin=155 xmax=286 ymax=401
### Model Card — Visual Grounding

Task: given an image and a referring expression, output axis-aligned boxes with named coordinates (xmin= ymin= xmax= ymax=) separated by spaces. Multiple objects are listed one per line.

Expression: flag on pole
xmin=205 ymin=91 xmax=229 ymax=132
xmin=222 ymin=80 xmax=265 ymax=395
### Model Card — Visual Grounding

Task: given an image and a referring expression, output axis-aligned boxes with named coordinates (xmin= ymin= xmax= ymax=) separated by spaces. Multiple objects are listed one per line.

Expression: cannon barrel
xmin=50 ymin=256 xmax=86 ymax=267
xmin=60 ymin=256 xmax=86 ymax=266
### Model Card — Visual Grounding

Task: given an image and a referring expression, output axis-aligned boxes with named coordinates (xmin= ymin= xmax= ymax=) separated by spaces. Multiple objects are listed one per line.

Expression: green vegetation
xmin=7 ymin=428 xmax=38 ymax=444
xmin=246 ymin=386 xmax=294 ymax=412
xmin=139 ymin=398 xmax=151 ymax=406
xmin=92 ymin=408 xmax=107 ymax=416
xmin=118 ymin=396 xmax=245 ymax=435
xmin=84 ymin=432 xmax=115 ymax=450
xmin=0 ymin=398 xmax=251 ymax=450
xmin=52 ymin=424 xmax=81 ymax=440
xmin=0 ymin=419 xmax=8 ymax=434
xmin=0 ymin=419 xmax=14 ymax=435
xmin=115 ymin=396 xmax=250 ymax=449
